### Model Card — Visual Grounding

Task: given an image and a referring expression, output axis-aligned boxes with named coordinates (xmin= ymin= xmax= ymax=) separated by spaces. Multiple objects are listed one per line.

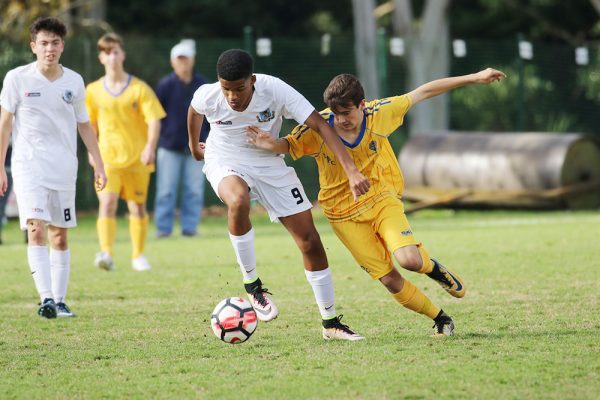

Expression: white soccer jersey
xmin=190 ymin=74 xmax=314 ymax=166
xmin=0 ymin=62 xmax=89 ymax=191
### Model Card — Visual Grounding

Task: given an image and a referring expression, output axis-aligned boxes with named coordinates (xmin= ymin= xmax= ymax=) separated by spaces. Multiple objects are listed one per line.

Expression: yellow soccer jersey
xmin=86 ymin=75 xmax=166 ymax=170
xmin=286 ymin=95 xmax=412 ymax=221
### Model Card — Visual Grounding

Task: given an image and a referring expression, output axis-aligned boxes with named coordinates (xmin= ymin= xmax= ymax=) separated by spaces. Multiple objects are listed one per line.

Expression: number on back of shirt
xmin=291 ymin=188 xmax=304 ymax=205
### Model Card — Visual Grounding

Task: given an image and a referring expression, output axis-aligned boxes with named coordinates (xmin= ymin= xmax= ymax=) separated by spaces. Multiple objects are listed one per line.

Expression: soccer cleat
xmin=38 ymin=298 xmax=57 ymax=319
xmin=322 ymin=315 xmax=365 ymax=341
xmin=56 ymin=302 xmax=76 ymax=318
xmin=244 ymin=278 xmax=279 ymax=322
xmin=94 ymin=251 xmax=115 ymax=271
xmin=132 ymin=255 xmax=152 ymax=271
xmin=426 ymin=259 xmax=466 ymax=298
xmin=432 ymin=311 xmax=455 ymax=337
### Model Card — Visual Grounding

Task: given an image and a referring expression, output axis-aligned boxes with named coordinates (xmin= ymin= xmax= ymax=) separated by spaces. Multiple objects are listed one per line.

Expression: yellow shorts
xmin=99 ymin=167 xmax=151 ymax=204
xmin=329 ymin=196 xmax=418 ymax=280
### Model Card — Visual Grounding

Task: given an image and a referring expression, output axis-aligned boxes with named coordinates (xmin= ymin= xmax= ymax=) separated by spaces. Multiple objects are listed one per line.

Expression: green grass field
xmin=0 ymin=209 xmax=599 ymax=399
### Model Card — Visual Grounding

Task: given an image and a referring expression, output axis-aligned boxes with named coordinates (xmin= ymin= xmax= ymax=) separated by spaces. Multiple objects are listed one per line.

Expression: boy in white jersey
xmin=187 ymin=49 xmax=370 ymax=340
xmin=0 ymin=17 xmax=106 ymax=319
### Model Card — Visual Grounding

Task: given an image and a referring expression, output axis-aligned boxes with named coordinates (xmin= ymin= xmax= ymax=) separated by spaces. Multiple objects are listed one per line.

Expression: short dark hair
xmin=97 ymin=33 xmax=124 ymax=54
xmin=29 ymin=17 xmax=67 ymax=41
xmin=217 ymin=49 xmax=253 ymax=81
xmin=323 ymin=74 xmax=365 ymax=112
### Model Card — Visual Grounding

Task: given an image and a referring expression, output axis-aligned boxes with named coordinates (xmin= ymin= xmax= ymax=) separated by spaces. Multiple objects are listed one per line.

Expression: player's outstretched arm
xmin=408 ymin=68 xmax=506 ymax=106
xmin=187 ymin=106 xmax=206 ymax=161
xmin=304 ymin=111 xmax=370 ymax=201
xmin=246 ymin=126 xmax=290 ymax=154
xmin=78 ymin=121 xmax=107 ymax=192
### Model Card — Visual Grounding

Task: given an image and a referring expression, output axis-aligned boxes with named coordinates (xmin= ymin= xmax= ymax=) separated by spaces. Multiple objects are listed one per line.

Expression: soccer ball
xmin=211 ymin=297 xmax=258 ymax=344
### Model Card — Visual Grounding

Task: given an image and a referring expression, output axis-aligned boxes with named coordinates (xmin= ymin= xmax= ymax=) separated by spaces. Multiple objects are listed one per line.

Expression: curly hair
xmin=217 ymin=49 xmax=253 ymax=81
xmin=29 ymin=17 xmax=67 ymax=41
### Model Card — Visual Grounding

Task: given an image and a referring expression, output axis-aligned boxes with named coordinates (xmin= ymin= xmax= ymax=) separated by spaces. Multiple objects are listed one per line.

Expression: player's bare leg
xmin=281 ymin=210 xmax=364 ymax=341
xmin=219 ymin=176 xmax=278 ymax=321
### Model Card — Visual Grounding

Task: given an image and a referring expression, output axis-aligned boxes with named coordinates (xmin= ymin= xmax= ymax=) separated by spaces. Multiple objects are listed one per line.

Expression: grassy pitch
xmin=0 ymin=210 xmax=599 ymax=399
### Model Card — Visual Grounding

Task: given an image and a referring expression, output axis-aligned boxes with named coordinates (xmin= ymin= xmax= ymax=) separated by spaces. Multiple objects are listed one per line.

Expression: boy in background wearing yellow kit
xmin=86 ymin=33 xmax=166 ymax=272
xmin=247 ymin=68 xmax=506 ymax=336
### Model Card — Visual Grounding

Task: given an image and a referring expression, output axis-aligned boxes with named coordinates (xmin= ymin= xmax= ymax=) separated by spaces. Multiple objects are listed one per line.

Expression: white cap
xmin=171 ymin=39 xmax=196 ymax=59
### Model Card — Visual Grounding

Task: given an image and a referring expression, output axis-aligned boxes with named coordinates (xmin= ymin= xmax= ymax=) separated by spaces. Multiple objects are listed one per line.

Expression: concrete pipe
xmin=399 ymin=132 xmax=600 ymax=209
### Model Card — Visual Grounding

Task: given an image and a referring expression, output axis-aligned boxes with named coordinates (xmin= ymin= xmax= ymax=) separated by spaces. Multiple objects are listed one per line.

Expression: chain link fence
xmin=2 ymin=34 xmax=599 ymax=210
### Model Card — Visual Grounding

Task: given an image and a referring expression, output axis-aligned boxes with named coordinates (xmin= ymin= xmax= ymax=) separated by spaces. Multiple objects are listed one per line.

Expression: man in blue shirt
xmin=154 ymin=40 xmax=210 ymax=237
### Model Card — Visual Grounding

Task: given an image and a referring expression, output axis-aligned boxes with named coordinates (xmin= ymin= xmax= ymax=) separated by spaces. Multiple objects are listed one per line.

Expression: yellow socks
xmin=417 ymin=245 xmax=434 ymax=274
xmin=393 ymin=278 xmax=440 ymax=319
xmin=97 ymin=217 xmax=116 ymax=255
xmin=129 ymin=215 xmax=148 ymax=259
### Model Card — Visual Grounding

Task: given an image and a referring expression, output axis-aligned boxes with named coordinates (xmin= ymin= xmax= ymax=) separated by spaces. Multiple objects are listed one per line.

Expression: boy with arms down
xmin=247 ymin=68 xmax=506 ymax=336
xmin=0 ymin=17 xmax=106 ymax=318
xmin=188 ymin=49 xmax=370 ymax=340
xmin=86 ymin=33 xmax=166 ymax=272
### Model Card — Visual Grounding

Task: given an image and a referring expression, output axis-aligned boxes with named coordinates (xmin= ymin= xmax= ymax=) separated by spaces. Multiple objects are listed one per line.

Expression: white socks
xmin=304 ymin=268 xmax=336 ymax=319
xmin=50 ymin=249 xmax=70 ymax=304
xmin=229 ymin=228 xmax=257 ymax=283
xmin=27 ymin=246 xmax=53 ymax=301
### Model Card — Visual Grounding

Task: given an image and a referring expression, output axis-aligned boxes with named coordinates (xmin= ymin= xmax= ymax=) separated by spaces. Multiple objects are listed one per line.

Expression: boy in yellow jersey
xmin=246 ymin=68 xmax=506 ymax=336
xmin=86 ymin=33 xmax=166 ymax=272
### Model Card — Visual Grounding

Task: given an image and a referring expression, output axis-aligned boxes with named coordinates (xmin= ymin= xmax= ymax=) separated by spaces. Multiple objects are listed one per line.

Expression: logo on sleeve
xmin=25 ymin=92 xmax=41 ymax=97
xmin=62 ymin=90 xmax=73 ymax=104
xmin=257 ymin=108 xmax=275 ymax=123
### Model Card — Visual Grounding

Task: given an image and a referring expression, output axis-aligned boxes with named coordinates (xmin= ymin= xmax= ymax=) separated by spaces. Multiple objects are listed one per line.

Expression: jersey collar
xmin=329 ymin=112 xmax=367 ymax=148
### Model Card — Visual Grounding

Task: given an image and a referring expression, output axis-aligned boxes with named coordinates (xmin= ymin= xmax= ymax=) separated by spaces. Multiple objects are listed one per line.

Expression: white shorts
xmin=12 ymin=179 xmax=77 ymax=230
xmin=203 ymin=158 xmax=312 ymax=222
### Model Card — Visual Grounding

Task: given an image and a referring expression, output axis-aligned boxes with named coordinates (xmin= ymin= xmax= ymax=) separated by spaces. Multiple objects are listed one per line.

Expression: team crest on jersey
xmin=257 ymin=108 xmax=275 ymax=123
xmin=62 ymin=90 xmax=73 ymax=104
xmin=369 ymin=140 xmax=378 ymax=152
xmin=132 ymin=101 xmax=138 ymax=111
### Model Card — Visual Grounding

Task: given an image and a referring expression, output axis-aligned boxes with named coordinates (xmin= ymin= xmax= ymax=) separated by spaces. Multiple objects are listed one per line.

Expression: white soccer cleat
xmin=94 ymin=251 xmax=115 ymax=271
xmin=322 ymin=315 xmax=365 ymax=341
xmin=132 ymin=255 xmax=152 ymax=272
xmin=244 ymin=278 xmax=279 ymax=322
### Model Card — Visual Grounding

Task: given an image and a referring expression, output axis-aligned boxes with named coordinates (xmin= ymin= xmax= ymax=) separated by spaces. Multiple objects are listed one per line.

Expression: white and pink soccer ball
xmin=211 ymin=297 xmax=258 ymax=344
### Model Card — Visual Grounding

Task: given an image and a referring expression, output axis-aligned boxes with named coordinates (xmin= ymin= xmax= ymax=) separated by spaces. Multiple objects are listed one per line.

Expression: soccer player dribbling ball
xmin=247 ymin=68 xmax=506 ymax=336
xmin=0 ymin=17 xmax=107 ymax=319
xmin=187 ymin=49 xmax=370 ymax=340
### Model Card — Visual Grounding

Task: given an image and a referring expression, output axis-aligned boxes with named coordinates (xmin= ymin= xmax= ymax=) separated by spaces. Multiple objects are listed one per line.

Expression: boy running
xmin=188 ymin=49 xmax=369 ymax=340
xmin=247 ymin=68 xmax=506 ymax=336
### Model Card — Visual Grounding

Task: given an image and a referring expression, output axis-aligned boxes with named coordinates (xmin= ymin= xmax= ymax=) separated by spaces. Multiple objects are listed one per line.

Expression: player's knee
xmin=396 ymin=252 xmax=423 ymax=272
xmin=226 ymin=196 xmax=250 ymax=216
xmin=297 ymin=230 xmax=323 ymax=255
xmin=26 ymin=219 xmax=46 ymax=245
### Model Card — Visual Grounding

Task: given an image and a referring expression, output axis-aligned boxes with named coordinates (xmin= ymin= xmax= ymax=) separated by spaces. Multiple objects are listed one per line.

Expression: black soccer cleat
xmin=426 ymin=259 xmax=466 ymax=298
xmin=322 ymin=315 xmax=365 ymax=341
xmin=432 ymin=310 xmax=455 ymax=337
xmin=38 ymin=298 xmax=57 ymax=319
xmin=56 ymin=302 xmax=76 ymax=318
